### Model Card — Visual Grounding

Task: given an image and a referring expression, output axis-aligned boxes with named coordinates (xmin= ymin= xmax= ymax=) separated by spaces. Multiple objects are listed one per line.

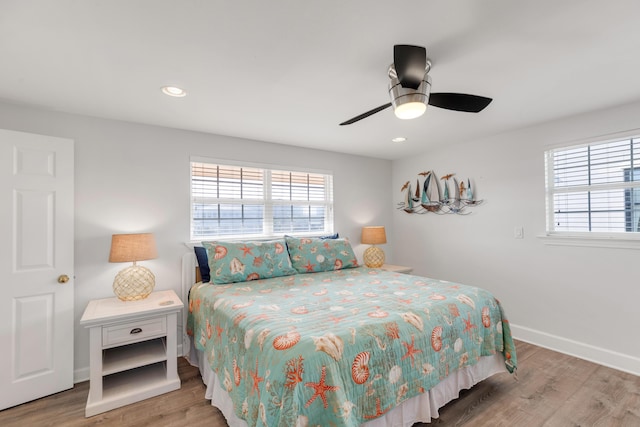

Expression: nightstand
xmin=80 ymin=289 xmax=184 ymax=417
xmin=381 ymin=264 xmax=413 ymax=274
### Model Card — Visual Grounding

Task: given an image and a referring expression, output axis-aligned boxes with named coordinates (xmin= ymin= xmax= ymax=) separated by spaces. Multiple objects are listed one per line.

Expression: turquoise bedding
xmin=187 ymin=267 xmax=517 ymax=426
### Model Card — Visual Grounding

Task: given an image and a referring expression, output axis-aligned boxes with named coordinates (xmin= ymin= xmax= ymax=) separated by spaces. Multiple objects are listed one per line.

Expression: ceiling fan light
xmin=389 ymin=74 xmax=431 ymax=121
xmin=394 ymin=101 xmax=427 ymax=120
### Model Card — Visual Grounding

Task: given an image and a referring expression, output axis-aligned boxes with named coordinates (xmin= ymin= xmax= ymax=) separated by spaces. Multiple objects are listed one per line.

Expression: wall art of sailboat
xmin=421 ymin=171 xmax=441 ymax=212
xmin=398 ymin=171 xmax=483 ymax=215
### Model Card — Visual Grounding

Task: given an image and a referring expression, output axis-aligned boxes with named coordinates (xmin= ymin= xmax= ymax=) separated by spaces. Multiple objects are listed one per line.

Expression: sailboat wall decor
xmin=398 ymin=171 xmax=483 ymax=215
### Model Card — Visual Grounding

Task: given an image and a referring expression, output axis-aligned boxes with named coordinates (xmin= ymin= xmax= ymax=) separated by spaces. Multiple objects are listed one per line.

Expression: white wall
xmin=392 ymin=100 xmax=640 ymax=375
xmin=0 ymin=101 xmax=393 ymax=381
xmin=3 ymin=96 xmax=638 ymax=380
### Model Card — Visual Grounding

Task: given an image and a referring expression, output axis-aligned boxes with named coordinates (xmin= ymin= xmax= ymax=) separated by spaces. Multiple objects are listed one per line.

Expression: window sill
xmin=188 ymin=233 xmax=335 ymax=246
xmin=537 ymin=233 xmax=640 ymax=249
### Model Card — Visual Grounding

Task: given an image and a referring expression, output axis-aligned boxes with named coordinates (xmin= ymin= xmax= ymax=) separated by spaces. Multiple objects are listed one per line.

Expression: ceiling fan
xmin=339 ymin=45 xmax=492 ymax=126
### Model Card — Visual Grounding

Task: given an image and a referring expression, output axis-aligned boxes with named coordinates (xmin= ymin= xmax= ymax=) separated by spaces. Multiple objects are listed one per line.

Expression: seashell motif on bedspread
xmin=431 ymin=326 xmax=443 ymax=351
xmin=291 ymin=306 xmax=309 ymax=314
xmin=233 ymin=358 xmax=241 ymax=386
xmin=401 ymin=312 xmax=424 ymax=331
xmin=232 ymin=300 xmax=253 ymax=309
xmin=273 ymin=329 xmax=301 ymax=350
xmin=482 ymin=306 xmax=491 ymax=327
xmin=456 ymin=294 xmax=476 ymax=309
xmin=244 ymin=329 xmax=254 ymax=349
xmin=256 ymin=328 xmax=271 ymax=350
xmin=454 ymin=337 xmax=463 ymax=353
xmin=368 ymin=308 xmax=389 ymax=318
xmin=312 ymin=332 xmax=344 ymax=361
xmin=388 ymin=365 xmax=402 ymax=384
xmin=351 ymin=351 xmax=370 ymax=384
xmin=186 ymin=266 xmax=518 ymax=427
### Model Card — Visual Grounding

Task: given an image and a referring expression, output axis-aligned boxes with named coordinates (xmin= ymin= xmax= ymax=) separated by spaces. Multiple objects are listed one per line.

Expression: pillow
xmin=203 ymin=239 xmax=297 ymax=284
xmin=319 ymin=232 xmax=339 ymax=239
xmin=285 ymin=236 xmax=358 ymax=274
xmin=194 ymin=246 xmax=210 ymax=283
xmin=284 ymin=233 xmax=339 ymax=239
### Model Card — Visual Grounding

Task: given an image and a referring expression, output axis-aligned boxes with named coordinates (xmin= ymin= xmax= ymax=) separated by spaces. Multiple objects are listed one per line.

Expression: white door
xmin=0 ymin=129 xmax=74 ymax=409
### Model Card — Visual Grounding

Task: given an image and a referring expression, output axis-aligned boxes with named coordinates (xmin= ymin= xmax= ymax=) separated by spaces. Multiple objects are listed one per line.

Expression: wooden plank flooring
xmin=1 ymin=340 xmax=638 ymax=426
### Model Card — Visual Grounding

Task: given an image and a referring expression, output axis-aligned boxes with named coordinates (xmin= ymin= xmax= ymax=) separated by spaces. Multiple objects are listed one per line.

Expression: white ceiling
xmin=2 ymin=0 xmax=640 ymax=160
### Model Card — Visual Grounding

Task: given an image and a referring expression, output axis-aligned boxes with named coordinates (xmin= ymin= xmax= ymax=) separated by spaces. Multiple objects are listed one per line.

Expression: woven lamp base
xmin=363 ymin=245 xmax=385 ymax=268
xmin=113 ymin=264 xmax=155 ymax=301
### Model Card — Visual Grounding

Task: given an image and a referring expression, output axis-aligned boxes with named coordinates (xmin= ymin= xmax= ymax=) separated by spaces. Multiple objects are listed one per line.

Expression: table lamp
xmin=361 ymin=226 xmax=386 ymax=268
xmin=109 ymin=233 xmax=158 ymax=301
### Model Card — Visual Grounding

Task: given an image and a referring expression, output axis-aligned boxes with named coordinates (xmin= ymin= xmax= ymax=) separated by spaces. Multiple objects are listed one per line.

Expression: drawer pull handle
xmin=130 ymin=328 xmax=143 ymax=335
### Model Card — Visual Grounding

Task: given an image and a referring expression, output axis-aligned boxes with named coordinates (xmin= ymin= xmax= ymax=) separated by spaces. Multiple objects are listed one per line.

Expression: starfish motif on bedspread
xmin=462 ymin=313 xmax=477 ymax=338
xmin=328 ymin=315 xmax=345 ymax=324
xmin=303 ymin=261 xmax=315 ymax=272
xmin=305 ymin=366 xmax=339 ymax=408
xmin=401 ymin=334 xmax=422 ymax=367
xmin=363 ymin=398 xmax=392 ymax=419
xmin=249 ymin=358 xmax=264 ymax=398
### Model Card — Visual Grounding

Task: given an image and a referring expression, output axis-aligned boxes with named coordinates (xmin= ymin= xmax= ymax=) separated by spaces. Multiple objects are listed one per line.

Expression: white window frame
xmin=190 ymin=156 xmax=334 ymax=242
xmin=542 ymin=130 xmax=640 ymax=249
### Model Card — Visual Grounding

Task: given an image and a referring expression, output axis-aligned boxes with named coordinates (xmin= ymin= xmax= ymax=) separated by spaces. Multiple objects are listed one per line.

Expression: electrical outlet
xmin=514 ymin=226 xmax=524 ymax=239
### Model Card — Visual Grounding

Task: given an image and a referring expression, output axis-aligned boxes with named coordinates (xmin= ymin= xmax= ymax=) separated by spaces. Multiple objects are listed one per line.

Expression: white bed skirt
xmin=187 ymin=342 xmax=506 ymax=427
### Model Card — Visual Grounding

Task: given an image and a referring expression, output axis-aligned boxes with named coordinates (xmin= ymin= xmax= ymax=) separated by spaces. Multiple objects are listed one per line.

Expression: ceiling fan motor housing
xmin=389 ymin=74 xmax=431 ymax=119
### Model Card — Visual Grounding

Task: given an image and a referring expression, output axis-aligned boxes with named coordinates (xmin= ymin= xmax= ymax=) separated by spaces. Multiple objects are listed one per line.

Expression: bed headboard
xmin=181 ymin=250 xmax=197 ymax=354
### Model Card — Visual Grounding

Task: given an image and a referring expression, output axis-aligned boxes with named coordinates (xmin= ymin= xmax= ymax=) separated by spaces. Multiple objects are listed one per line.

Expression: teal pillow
xmin=285 ymin=236 xmax=359 ymax=273
xmin=203 ymin=239 xmax=297 ymax=284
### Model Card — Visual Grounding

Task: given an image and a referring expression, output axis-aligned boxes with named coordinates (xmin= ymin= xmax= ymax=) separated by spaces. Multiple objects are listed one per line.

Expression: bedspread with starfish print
xmin=187 ymin=267 xmax=517 ymax=427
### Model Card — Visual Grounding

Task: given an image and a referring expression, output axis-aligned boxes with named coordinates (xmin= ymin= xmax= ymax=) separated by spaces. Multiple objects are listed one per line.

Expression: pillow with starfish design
xmin=203 ymin=239 xmax=297 ymax=284
xmin=285 ymin=236 xmax=359 ymax=274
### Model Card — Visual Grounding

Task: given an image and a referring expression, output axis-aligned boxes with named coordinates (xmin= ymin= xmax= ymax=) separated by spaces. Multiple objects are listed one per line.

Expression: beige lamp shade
xmin=109 ymin=233 xmax=157 ymax=301
xmin=361 ymin=226 xmax=386 ymax=268
xmin=109 ymin=233 xmax=158 ymax=263
xmin=361 ymin=226 xmax=387 ymax=245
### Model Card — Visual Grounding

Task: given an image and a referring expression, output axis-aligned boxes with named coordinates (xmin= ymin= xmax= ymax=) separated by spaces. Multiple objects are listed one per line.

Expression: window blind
xmin=546 ymin=137 xmax=640 ymax=233
xmin=191 ymin=161 xmax=333 ymax=240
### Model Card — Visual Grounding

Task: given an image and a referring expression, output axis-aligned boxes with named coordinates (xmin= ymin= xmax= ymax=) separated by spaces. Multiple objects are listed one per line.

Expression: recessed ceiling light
xmin=391 ymin=137 xmax=407 ymax=143
xmin=161 ymin=86 xmax=187 ymax=97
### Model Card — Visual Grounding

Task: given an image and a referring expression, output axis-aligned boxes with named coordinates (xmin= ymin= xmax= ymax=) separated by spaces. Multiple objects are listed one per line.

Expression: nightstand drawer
xmin=102 ymin=316 xmax=166 ymax=347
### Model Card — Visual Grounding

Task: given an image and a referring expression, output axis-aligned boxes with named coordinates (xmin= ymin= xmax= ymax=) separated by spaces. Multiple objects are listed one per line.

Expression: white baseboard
xmin=74 ymin=342 xmax=186 ymax=384
xmin=74 ymin=367 xmax=89 ymax=384
xmin=511 ymin=323 xmax=640 ymax=377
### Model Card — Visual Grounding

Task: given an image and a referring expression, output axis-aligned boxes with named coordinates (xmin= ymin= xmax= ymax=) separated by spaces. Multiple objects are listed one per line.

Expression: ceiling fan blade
xmin=339 ymin=103 xmax=392 ymax=126
xmin=428 ymin=93 xmax=492 ymax=113
xmin=394 ymin=45 xmax=426 ymax=90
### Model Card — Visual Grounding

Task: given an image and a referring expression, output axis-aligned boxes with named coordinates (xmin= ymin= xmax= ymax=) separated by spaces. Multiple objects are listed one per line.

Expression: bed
xmin=182 ymin=237 xmax=517 ymax=427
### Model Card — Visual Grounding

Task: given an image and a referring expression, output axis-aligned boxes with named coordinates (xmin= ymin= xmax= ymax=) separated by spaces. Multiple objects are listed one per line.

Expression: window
xmin=545 ymin=136 xmax=640 ymax=235
xmin=190 ymin=158 xmax=333 ymax=240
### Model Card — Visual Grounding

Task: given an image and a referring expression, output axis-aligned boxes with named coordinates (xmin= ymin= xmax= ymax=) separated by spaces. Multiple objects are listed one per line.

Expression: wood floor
xmin=1 ymin=340 xmax=638 ymax=427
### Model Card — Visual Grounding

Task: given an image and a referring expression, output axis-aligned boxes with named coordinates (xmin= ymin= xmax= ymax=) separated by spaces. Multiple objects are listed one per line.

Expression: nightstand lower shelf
xmin=86 ymin=362 xmax=180 ymax=416
xmin=102 ymin=338 xmax=167 ymax=375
